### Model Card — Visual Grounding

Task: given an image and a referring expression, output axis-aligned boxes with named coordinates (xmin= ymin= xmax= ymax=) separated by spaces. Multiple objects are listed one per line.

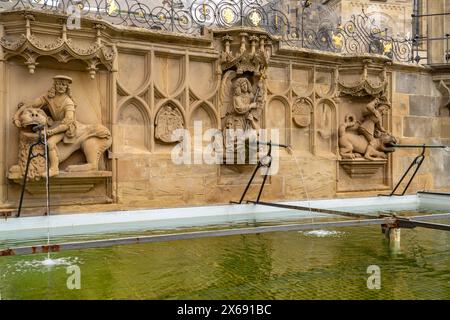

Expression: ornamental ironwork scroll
xmin=1 ymin=0 xmax=413 ymax=62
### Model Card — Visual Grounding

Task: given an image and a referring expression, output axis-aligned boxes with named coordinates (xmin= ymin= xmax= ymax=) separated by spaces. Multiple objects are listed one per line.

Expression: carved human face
xmin=378 ymin=104 xmax=389 ymax=115
xmin=54 ymin=81 xmax=68 ymax=94
xmin=240 ymin=81 xmax=248 ymax=92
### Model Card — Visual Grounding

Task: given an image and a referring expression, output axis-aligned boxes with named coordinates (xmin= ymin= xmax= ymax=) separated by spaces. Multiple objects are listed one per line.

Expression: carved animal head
xmin=377 ymin=132 xmax=397 ymax=153
xmin=13 ymin=106 xmax=53 ymax=130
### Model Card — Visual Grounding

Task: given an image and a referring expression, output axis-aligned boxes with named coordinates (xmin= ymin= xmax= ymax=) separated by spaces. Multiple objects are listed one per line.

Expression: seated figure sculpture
xmin=10 ymin=75 xmax=112 ymax=179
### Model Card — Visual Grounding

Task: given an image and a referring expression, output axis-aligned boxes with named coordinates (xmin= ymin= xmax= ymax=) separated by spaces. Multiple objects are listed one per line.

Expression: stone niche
xmin=336 ymin=60 xmax=394 ymax=193
xmin=1 ymin=14 xmax=114 ymax=207
xmin=216 ymin=29 xmax=271 ymax=165
xmin=5 ymin=67 xmax=113 ymax=206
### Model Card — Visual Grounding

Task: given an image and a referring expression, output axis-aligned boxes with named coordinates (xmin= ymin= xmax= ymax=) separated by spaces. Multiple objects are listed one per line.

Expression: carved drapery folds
xmin=218 ymin=32 xmax=270 ymax=163
xmin=0 ymin=14 xmax=115 ymax=78
xmin=338 ymin=60 xmax=389 ymax=98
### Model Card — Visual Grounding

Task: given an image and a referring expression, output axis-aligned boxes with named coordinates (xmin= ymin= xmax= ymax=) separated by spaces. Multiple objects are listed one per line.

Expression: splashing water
xmin=43 ymin=127 xmax=51 ymax=261
xmin=286 ymin=146 xmax=312 ymax=214
xmin=42 ymin=258 xmax=58 ymax=266
xmin=1 ymin=257 xmax=80 ymax=278
xmin=301 ymin=230 xmax=345 ymax=237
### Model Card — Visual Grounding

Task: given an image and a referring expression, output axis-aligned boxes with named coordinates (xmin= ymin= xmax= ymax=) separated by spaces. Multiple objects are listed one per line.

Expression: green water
xmin=1 ymin=221 xmax=450 ymax=299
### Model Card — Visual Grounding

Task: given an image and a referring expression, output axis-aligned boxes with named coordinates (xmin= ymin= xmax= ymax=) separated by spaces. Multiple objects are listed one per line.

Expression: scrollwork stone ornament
xmin=155 ymin=104 xmax=185 ymax=144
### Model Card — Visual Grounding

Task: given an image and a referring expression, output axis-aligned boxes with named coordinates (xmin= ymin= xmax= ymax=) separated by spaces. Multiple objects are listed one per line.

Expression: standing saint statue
xmin=232 ymin=77 xmax=263 ymax=131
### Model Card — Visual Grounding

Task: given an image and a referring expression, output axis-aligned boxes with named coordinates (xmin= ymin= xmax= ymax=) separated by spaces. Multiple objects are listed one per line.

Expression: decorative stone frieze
xmin=338 ymin=60 xmax=389 ymax=97
xmin=0 ymin=14 xmax=115 ymax=78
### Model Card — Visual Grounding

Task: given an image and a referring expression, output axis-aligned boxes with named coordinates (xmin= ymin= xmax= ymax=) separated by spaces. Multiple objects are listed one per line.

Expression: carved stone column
xmin=0 ymin=24 xmax=5 ymax=205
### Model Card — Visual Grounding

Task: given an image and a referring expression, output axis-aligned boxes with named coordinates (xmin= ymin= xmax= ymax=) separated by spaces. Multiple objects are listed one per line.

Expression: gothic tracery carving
xmin=0 ymin=15 xmax=115 ymax=78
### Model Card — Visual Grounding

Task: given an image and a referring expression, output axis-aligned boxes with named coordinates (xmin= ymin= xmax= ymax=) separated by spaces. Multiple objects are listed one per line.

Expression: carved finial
xmin=94 ymin=24 xmax=106 ymax=46
xmin=249 ymin=35 xmax=258 ymax=54
xmin=25 ymin=60 xmax=38 ymax=74
xmin=23 ymin=13 xmax=35 ymax=39
xmin=61 ymin=23 xmax=68 ymax=42
xmin=222 ymin=34 xmax=233 ymax=42
xmin=259 ymin=35 xmax=266 ymax=51
xmin=239 ymin=33 xmax=248 ymax=53
xmin=265 ymin=40 xmax=272 ymax=59
xmin=222 ymin=34 xmax=232 ymax=55
xmin=86 ymin=60 xmax=98 ymax=79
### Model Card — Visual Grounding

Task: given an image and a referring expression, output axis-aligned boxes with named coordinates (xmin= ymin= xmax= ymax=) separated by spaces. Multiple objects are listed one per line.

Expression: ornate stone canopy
xmin=0 ymin=13 xmax=115 ymax=78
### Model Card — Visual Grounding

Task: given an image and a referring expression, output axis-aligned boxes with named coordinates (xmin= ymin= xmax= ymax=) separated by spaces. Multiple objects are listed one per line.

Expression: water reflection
xmin=1 ymin=222 xmax=450 ymax=299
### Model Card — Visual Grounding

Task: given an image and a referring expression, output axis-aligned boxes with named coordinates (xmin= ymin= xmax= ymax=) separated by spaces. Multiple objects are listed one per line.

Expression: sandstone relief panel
xmin=117 ymin=101 xmax=150 ymax=153
xmin=292 ymin=66 xmax=314 ymax=98
xmin=315 ymin=99 xmax=336 ymax=156
xmin=117 ymin=52 xmax=148 ymax=93
xmin=8 ymin=75 xmax=112 ymax=180
xmin=3 ymin=9 xmax=434 ymax=211
xmin=267 ymin=98 xmax=288 ymax=145
xmin=336 ymin=62 xmax=395 ymax=192
xmin=338 ymin=97 xmax=396 ymax=161
xmin=155 ymin=103 xmax=185 ymax=144
xmin=217 ymin=32 xmax=270 ymax=163
xmin=291 ymin=97 xmax=313 ymax=153
xmin=189 ymin=59 xmax=218 ymax=101
xmin=154 ymin=54 xmax=185 ymax=99
xmin=315 ymin=68 xmax=336 ymax=98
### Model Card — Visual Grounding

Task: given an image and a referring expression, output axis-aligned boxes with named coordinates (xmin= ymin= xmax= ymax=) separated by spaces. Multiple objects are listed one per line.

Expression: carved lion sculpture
xmin=9 ymin=106 xmax=112 ymax=181
xmin=339 ymin=114 xmax=397 ymax=161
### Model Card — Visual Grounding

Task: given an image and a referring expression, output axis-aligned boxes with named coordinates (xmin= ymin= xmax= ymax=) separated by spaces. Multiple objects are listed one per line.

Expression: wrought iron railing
xmin=0 ymin=0 xmax=413 ymax=62
xmin=410 ymin=0 xmax=450 ymax=65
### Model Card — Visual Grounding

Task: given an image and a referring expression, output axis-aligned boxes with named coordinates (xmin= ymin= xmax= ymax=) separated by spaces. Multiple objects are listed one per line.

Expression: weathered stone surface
xmin=441 ymin=118 xmax=450 ymax=138
xmin=409 ymin=95 xmax=440 ymax=117
xmin=396 ymin=72 xmax=433 ymax=95
xmin=392 ymin=93 xmax=409 ymax=116
xmin=1 ymin=7 xmax=449 ymax=213
xmin=403 ymin=116 xmax=434 ymax=138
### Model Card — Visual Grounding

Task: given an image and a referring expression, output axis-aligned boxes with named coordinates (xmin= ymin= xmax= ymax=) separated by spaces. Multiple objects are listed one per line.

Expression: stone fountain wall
xmin=0 ymin=10 xmax=448 ymax=213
